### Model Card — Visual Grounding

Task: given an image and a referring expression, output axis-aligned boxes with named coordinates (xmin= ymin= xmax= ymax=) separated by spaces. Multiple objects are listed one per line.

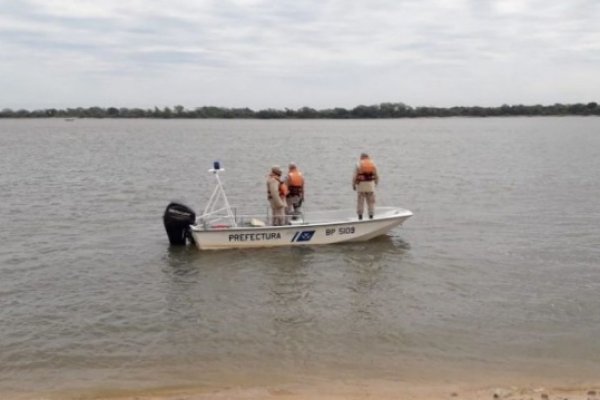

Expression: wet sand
xmin=99 ymin=385 xmax=599 ymax=400
xmin=154 ymin=386 xmax=598 ymax=400
xmin=7 ymin=359 xmax=600 ymax=400
xmin=10 ymin=379 xmax=600 ymax=400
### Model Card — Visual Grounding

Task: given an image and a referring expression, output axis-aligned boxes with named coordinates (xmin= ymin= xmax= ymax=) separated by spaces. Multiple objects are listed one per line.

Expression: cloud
xmin=0 ymin=0 xmax=598 ymax=109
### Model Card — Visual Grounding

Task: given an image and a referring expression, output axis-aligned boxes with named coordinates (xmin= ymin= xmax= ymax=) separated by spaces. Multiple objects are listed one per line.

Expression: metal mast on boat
xmin=201 ymin=161 xmax=238 ymax=227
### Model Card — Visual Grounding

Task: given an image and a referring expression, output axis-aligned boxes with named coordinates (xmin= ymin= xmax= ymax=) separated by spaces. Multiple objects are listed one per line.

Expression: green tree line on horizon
xmin=1 ymin=102 xmax=598 ymax=119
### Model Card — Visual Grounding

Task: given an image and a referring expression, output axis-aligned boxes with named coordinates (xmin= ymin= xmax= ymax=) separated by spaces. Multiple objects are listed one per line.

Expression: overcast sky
xmin=1 ymin=0 xmax=598 ymax=110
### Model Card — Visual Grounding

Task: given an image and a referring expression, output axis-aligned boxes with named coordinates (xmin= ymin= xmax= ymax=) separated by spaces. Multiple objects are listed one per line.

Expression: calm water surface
xmin=1 ymin=118 xmax=599 ymax=396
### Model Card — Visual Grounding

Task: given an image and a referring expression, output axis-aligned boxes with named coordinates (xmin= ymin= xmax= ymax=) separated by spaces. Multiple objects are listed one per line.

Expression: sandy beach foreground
xmin=102 ymin=386 xmax=600 ymax=400
xmin=11 ymin=380 xmax=600 ymax=400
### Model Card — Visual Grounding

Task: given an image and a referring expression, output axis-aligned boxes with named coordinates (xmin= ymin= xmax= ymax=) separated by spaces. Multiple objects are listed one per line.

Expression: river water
xmin=1 ymin=117 xmax=599 ymax=398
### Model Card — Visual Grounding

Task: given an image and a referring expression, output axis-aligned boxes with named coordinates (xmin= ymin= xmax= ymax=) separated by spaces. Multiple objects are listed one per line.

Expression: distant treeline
xmin=1 ymin=102 xmax=599 ymax=119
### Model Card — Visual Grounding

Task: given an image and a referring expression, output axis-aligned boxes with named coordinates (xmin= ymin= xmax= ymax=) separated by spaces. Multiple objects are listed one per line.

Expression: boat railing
xmin=196 ymin=209 xmax=311 ymax=230
xmin=195 ymin=207 xmax=404 ymax=230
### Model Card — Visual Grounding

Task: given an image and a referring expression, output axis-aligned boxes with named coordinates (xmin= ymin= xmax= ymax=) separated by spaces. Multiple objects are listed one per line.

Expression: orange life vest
xmin=287 ymin=170 xmax=304 ymax=196
xmin=267 ymin=177 xmax=288 ymax=199
xmin=280 ymin=181 xmax=289 ymax=197
xmin=357 ymin=159 xmax=376 ymax=182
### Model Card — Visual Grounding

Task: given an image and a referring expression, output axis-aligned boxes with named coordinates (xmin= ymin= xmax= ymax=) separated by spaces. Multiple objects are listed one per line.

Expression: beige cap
xmin=271 ymin=165 xmax=282 ymax=176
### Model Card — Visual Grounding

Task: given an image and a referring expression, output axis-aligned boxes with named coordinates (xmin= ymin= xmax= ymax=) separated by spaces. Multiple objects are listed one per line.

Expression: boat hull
xmin=190 ymin=207 xmax=412 ymax=250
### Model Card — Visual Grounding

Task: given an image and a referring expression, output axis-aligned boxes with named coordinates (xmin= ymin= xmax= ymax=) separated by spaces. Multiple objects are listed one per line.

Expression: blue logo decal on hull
xmin=291 ymin=230 xmax=315 ymax=242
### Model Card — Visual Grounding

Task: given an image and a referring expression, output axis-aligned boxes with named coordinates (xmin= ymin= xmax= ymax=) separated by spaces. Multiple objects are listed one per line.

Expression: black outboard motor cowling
xmin=163 ymin=202 xmax=196 ymax=245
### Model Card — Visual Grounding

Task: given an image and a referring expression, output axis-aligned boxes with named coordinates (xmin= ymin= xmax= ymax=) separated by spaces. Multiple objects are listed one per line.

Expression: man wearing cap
xmin=266 ymin=165 xmax=288 ymax=226
xmin=284 ymin=162 xmax=304 ymax=222
xmin=352 ymin=152 xmax=379 ymax=220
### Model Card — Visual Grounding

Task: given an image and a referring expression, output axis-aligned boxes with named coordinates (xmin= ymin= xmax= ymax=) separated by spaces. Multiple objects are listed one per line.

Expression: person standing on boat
xmin=266 ymin=165 xmax=288 ymax=226
xmin=284 ymin=162 xmax=304 ymax=221
xmin=352 ymin=152 xmax=378 ymax=220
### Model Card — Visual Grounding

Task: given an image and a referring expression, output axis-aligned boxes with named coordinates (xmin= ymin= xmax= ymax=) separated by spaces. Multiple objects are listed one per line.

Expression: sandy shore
xmin=96 ymin=385 xmax=600 ymax=400
xmin=11 ymin=380 xmax=600 ymax=400
xmin=6 ymin=360 xmax=600 ymax=400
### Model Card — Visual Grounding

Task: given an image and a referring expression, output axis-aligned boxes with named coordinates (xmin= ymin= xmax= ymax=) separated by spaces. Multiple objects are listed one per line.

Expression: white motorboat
xmin=163 ymin=162 xmax=412 ymax=250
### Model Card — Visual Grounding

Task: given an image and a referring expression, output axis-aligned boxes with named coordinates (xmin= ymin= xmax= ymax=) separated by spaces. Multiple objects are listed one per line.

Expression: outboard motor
xmin=163 ymin=202 xmax=196 ymax=245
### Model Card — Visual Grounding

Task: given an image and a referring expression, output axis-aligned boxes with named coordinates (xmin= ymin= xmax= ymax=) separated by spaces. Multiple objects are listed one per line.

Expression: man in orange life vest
xmin=284 ymin=162 xmax=305 ymax=221
xmin=266 ymin=165 xmax=288 ymax=226
xmin=352 ymin=153 xmax=379 ymax=220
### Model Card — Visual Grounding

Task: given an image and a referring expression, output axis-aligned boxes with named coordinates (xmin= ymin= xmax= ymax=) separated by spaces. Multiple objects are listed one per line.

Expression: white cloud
xmin=492 ymin=0 xmax=530 ymax=15
xmin=0 ymin=0 xmax=598 ymax=109
xmin=28 ymin=0 xmax=119 ymax=18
